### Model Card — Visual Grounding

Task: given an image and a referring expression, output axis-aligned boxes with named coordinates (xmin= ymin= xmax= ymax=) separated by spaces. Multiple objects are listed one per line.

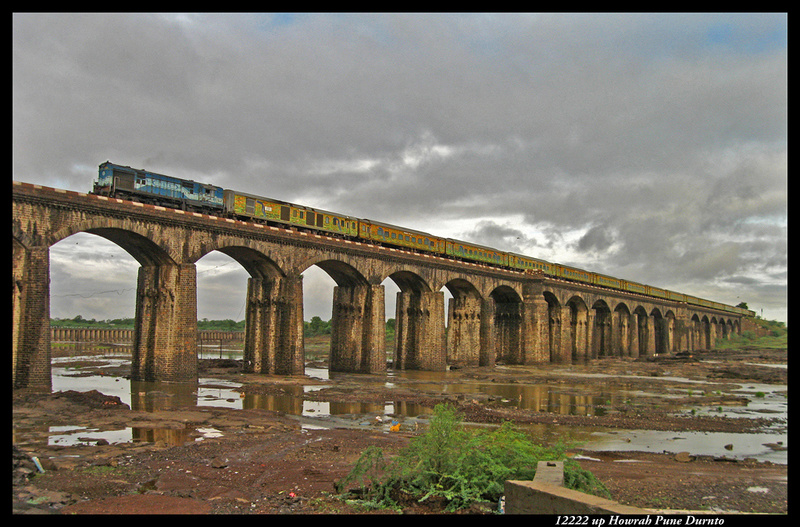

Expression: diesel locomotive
xmin=92 ymin=161 xmax=753 ymax=317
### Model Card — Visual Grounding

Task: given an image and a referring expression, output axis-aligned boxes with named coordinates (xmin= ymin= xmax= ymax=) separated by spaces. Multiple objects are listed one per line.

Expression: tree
xmin=305 ymin=316 xmax=331 ymax=336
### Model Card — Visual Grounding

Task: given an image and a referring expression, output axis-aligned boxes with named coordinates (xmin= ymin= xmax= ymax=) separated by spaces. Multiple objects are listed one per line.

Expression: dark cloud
xmin=14 ymin=13 xmax=787 ymax=322
xmin=577 ymin=225 xmax=615 ymax=253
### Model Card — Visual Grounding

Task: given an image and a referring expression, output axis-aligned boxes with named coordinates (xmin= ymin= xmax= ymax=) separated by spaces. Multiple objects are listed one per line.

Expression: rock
xmin=210 ymin=457 xmax=228 ymax=469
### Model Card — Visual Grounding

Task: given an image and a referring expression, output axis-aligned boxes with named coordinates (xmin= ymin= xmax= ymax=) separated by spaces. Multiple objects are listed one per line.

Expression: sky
xmin=13 ymin=13 xmax=787 ymax=324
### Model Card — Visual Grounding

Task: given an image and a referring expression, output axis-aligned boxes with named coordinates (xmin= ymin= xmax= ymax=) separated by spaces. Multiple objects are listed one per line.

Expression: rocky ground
xmin=12 ymin=347 xmax=787 ymax=515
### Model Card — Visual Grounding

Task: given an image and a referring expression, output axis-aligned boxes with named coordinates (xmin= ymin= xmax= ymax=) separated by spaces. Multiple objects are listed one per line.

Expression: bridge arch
xmin=566 ymin=296 xmax=590 ymax=361
xmin=689 ymin=314 xmax=701 ymax=350
xmin=490 ymin=285 xmax=523 ymax=364
xmin=649 ymin=308 xmax=669 ymax=355
xmin=194 ymin=245 xmax=299 ymax=376
xmin=51 ymin=221 xmax=178 ymax=266
xmin=632 ymin=305 xmax=651 ymax=357
xmin=701 ymin=315 xmax=712 ymax=350
xmin=590 ymin=299 xmax=612 ymax=359
xmin=722 ymin=318 xmax=732 ymax=340
xmin=293 ymin=256 xmax=385 ymax=374
xmin=662 ymin=310 xmax=677 ymax=354
xmin=386 ymin=269 xmax=433 ymax=293
xmin=712 ymin=316 xmax=732 ymax=344
xmin=210 ymin=245 xmax=285 ymax=279
xmin=543 ymin=292 xmax=563 ymax=362
xmin=612 ymin=302 xmax=632 ymax=357
xmin=391 ymin=268 xmax=446 ymax=371
xmin=50 ymin=228 xmax=192 ymax=382
xmin=444 ymin=278 xmax=485 ymax=366
xmin=76 ymin=227 xmax=177 ymax=266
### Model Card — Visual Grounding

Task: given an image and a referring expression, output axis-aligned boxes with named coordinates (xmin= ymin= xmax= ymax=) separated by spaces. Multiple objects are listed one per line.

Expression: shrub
xmin=335 ymin=404 xmax=609 ymax=511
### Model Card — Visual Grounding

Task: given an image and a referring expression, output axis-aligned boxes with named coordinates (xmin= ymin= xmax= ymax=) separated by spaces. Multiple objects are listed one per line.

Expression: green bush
xmin=715 ymin=321 xmax=788 ymax=350
xmin=335 ymin=404 xmax=609 ymax=512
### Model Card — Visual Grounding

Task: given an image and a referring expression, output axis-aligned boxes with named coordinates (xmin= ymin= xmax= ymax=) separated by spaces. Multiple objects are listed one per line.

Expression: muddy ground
xmin=12 ymin=347 xmax=787 ymax=515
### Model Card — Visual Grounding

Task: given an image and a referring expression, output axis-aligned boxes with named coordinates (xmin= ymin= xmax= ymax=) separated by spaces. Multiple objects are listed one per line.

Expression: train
xmin=92 ymin=161 xmax=754 ymax=318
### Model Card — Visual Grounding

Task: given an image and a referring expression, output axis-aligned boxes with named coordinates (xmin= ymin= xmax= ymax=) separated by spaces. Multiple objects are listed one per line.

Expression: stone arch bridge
xmin=13 ymin=182 xmax=745 ymax=391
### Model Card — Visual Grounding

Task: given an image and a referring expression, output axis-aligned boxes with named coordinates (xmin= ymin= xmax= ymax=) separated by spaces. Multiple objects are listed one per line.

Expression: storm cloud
xmin=13 ymin=13 xmax=787 ymax=323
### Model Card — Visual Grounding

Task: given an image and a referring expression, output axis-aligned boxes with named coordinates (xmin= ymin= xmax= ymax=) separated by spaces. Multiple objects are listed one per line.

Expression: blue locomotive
xmin=93 ymin=161 xmax=224 ymax=212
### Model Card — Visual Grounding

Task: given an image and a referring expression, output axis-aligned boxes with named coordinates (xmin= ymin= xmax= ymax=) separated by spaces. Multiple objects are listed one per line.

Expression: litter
xmin=31 ymin=457 xmax=45 ymax=473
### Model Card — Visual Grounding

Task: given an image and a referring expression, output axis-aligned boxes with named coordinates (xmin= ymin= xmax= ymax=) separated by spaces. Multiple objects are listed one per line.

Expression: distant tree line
xmin=51 ymin=315 xmax=136 ymax=329
xmin=305 ymin=316 xmax=396 ymax=337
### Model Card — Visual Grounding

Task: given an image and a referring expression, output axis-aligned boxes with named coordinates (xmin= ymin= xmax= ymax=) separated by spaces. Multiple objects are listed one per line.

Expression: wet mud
xmin=12 ymin=346 xmax=787 ymax=514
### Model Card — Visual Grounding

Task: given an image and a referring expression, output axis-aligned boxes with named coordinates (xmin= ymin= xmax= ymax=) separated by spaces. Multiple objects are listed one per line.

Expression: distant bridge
xmin=50 ymin=327 xmax=243 ymax=345
xmin=13 ymin=181 xmax=748 ymax=391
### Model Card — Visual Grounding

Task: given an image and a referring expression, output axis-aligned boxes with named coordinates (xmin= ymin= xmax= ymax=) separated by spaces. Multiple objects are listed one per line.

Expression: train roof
xmin=506 ymin=251 xmax=551 ymax=264
xmin=224 ymin=189 xmax=358 ymax=218
xmin=360 ymin=218 xmax=440 ymax=238
xmin=447 ymin=238 xmax=507 ymax=253
xmin=101 ymin=161 xmax=220 ymax=189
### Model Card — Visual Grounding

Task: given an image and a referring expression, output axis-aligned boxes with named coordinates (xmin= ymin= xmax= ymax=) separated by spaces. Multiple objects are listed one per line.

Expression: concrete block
xmin=533 ymin=460 xmax=564 ymax=486
xmin=504 ymin=480 xmax=651 ymax=515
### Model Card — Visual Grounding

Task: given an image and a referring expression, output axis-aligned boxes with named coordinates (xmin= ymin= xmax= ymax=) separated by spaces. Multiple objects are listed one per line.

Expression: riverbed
xmin=19 ymin=344 xmax=788 ymax=464
xmin=12 ymin=343 xmax=788 ymax=514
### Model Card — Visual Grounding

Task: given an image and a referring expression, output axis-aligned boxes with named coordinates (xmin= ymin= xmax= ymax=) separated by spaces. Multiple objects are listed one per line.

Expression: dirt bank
xmin=12 ymin=347 xmax=787 ymax=515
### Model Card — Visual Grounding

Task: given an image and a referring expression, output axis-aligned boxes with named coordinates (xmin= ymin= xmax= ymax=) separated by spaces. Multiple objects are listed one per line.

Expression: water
xmin=579 ymin=429 xmax=788 ymax=465
xmin=20 ymin=346 xmax=788 ymax=464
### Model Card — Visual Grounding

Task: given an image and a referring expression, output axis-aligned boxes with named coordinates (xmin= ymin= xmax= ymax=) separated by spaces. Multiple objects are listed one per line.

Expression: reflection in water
xmin=29 ymin=344 xmax=787 ymax=463
xmin=131 ymin=427 xmax=193 ymax=446
xmin=130 ymin=380 xmax=201 ymax=412
xmin=412 ymin=381 xmax=612 ymax=416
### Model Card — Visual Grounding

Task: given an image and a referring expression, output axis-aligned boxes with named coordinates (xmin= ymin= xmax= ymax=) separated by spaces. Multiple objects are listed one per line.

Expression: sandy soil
xmin=12 ymin=347 xmax=787 ymax=515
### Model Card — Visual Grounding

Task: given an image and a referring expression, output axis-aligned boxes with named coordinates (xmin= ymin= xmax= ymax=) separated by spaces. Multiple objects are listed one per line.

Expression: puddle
xmin=21 ymin=347 xmax=789 ymax=464
xmin=48 ymin=426 xmax=134 ymax=446
xmin=580 ymin=429 xmax=788 ymax=464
